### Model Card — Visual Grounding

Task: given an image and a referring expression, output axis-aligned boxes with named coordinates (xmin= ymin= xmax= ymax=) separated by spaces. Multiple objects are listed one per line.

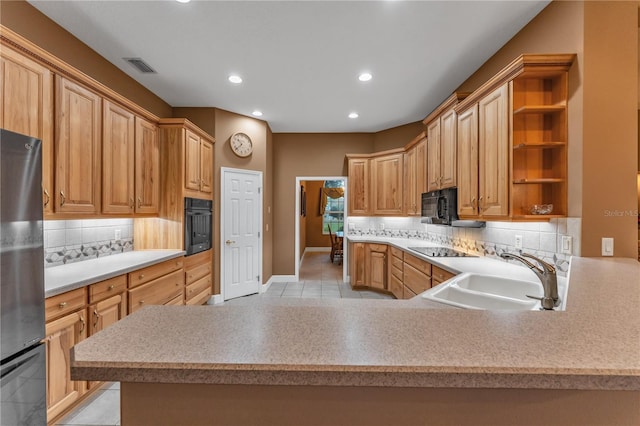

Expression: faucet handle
xmin=521 ymin=253 xmax=556 ymax=274
xmin=526 ymin=294 xmax=557 ymax=310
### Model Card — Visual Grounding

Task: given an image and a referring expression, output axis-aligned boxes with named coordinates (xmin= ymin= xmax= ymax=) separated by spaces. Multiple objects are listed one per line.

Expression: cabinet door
xmin=457 ymin=105 xmax=479 ymax=217
xmin=45 ymin=309 xmax=87 ymax=421
xmin=479 ymin=83 xmax=509 ymax=217
xmin=102 ymin=100 xmax=135 ymax=214
xmin=135 ymin=117 xmax=160 ymax=214
xmin=440 ymin=108 xmax=457 ymax=189
xmin=403 ymin=148 xmax=418 ymax=215
xmin=371 ymin=153 xmax=403 ymax=215
xmin=55 ymin=76 xmax=101 ymax=214
xmin=347 ymin=158 xmax=370 ymax=215
xmin=426 ymin=119 xmax=441 ymax=191
xmin=184 ymin=129 xmax=201 ymax=192
xmin=0 ymin=48 xmax=54 ymax=213
xmin=415 ymin=138 xmax=428 ymax=196
xmin=90 ymin=293 xmax=125 ymax=335
xmin=349 ymin=242 xmax=366 ymax=287
xmin=366 ymin=244 xmax=387 ymax=290
xmin=199 ymin=138 xmax=214 ymax=194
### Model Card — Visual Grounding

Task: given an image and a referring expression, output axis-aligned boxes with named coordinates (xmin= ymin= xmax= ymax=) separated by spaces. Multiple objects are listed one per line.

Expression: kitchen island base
xmin=121 ymin=382 xmax=639 ymax=425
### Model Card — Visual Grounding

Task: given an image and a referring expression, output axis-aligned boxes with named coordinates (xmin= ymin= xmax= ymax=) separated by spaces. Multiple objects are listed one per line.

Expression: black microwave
xmin=421 ymin=188 xmax=458 ymax=225
xmin=184 ymin=197 xmax=212 ymax=256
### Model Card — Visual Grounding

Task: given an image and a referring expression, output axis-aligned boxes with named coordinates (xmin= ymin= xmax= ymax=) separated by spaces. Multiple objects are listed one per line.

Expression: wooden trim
xmin=455 ymin=54 xmax=576 ymax=113
xmin=345 ymin=147 xmax=405 ymax=160
xmin=403 ymin=131 xmax=426 ymax=150
xmin=422 ymin=92 xmax=470 ymax=125
xmin=0 ymin=25 xmax=160 ymax=122
xmin=157 ymin=118 xmax=215 ymax=143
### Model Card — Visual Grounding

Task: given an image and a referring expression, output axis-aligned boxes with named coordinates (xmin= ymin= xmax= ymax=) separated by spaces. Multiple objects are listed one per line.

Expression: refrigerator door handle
xmin=1 ymin=351 xmax=40 ymax=381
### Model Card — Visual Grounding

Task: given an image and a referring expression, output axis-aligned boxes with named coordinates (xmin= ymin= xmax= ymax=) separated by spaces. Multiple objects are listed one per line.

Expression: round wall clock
xmin=230 ymin=132 xmax=253 ymax=158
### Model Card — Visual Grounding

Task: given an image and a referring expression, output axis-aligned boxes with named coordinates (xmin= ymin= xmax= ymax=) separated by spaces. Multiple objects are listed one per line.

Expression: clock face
xmin=230 ymin=132 xmax=253 ymax=157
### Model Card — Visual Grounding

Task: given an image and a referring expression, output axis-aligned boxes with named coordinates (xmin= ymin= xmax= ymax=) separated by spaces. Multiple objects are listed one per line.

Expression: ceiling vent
xmin=123 ymin=57 xmax=157 ymax=74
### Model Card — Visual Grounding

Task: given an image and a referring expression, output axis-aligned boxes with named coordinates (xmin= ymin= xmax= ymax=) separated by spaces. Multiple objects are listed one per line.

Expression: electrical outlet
xmin=601 ymin=237 xmax=614 ymax=256
xmin=379 ymin=223 xmax=385 ymax=230
xmin=514 ymin=235 xmax=523 ymax=250
xmin=561 ymin=235 xmax=572 ymax=255
xmin=114 ymin=229 xmax=121 ymax=241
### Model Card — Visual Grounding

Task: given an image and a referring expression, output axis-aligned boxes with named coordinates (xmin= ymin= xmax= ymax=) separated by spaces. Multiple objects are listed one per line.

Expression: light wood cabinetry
xmin=55 ymin=76 xmax=102 ymax=214
xmin=455 ymin=54 xmax=574 ymax=221
xmin=102 ymin=99 xmax=135 ymax=214
xmin=371 ymin=151 xmax=404 ymax=215
xmin=128 ymin=258 xmax=185 ymax=313
xmin=0 ymin=46 xmax=54 ymax=213
xmin=365 ymin=244 xmax=388 ymax=290
xmin=182 ymin=126 xmax=214 ymax=197
xmin=89 ymin=276 xmax=126 ymax=336
xmin=44 ymin=287 xmax=88 ymax=422
xmin=388 ymin=246 xmax=404 ymax=298
xmin=134 ymin=117 xmax=160 ymax=214
xmin=403 ymin=133 xmax=427 ymax=216
xmin=185 ymin=250 xmax=213 ymax=306
xmin=432 ymin=266 xmax=455 ymax=286
xmin=403 ymin=253 xmax=432 ymax=296
xmin=349 ymin=242 xmax=366 ymax=287
xmin=424 ymin=93 xmax=468 ymax=192
xmin=346 ymin=157 xmax=370 ymax=216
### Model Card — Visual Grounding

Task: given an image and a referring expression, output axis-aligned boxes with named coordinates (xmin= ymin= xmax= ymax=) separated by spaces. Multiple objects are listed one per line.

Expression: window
xmin=322 ymin=180 xmax=344 ymax=234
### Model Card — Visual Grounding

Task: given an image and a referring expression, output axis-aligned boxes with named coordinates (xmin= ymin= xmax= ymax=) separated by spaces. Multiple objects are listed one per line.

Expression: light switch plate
xmin=561 ymin=235 xmax=572 ymax=255
xmin=114 ymin=229 xmax=121 ymax=241
xmin=601 ymin=237 xmax=614 ymax=256
xmin=514 ymin=235 xmax=523 ymax=250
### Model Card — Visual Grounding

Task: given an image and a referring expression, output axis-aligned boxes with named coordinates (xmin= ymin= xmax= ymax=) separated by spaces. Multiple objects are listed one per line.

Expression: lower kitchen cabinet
xmin=349 ymin=242 xmax=366 ymax=287
xmin=432 ymin=266 xmax=456 ymax=286
xmin=388 ymin=247 xmax=404 ymax=299
xmin=366 ymin=244 xmax=388 ymax=290
xmin=45 ymin=308 xmax=87 ymax=422
xmin=403 ymin=253 xmax=432 ymax=295
xmin=184 ymin=250 xmax=213 ymax=306
xmin=128 ymin=269 xmax=184 ymax=314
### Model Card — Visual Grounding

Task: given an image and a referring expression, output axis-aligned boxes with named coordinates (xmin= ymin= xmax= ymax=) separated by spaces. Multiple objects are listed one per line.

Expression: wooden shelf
xmin=513 ymin=178 xmax=565 ymax=184
xmin=513 ymin=104 xmax=566 ymax=115
xmin=513 ymin=142 xmax=566 ymax=150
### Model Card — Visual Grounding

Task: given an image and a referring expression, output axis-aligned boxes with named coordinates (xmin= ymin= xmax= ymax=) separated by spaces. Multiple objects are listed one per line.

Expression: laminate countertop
xmin=45 ymin=250 xmax=185 ymax=298
xmin=71 ymin=248 xmax=640 ymax=391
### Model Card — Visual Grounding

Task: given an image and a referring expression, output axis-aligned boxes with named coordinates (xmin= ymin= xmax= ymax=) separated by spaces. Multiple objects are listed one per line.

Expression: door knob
xmin=225 ymin=240 xmax=236 ymax=245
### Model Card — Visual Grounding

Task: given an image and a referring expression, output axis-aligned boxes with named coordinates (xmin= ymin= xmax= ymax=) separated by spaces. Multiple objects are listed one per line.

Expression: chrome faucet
xmin=499 ymin=252 xmax=559 ymax=310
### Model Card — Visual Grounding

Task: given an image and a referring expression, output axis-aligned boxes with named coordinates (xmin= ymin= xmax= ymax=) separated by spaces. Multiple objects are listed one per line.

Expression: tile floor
xmin=54 ymin=250 xmax=393 ymax=425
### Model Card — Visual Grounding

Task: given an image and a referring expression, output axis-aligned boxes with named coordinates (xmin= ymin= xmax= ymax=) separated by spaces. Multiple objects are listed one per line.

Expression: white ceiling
xmin=29 ymin=0 xmax=550 ymax=133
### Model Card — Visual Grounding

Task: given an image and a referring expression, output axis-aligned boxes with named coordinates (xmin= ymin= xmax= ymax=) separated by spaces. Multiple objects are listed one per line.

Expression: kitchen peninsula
xmin=71 ymin=254 xmax=640 ymax=426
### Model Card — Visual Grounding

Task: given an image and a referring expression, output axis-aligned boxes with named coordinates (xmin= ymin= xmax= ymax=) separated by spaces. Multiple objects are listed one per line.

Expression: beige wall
xmin=457 ymin=1 xmax=638 ymax=258
xmin=372 ymin=121 xmax=425 ymax=152
xmin=304 ymin=180 xmax=332 ymax=248
xmin=272 ymin=133 xmax=373 ymax=275
xmin=0 ymin=0 xmax=172 ymax=118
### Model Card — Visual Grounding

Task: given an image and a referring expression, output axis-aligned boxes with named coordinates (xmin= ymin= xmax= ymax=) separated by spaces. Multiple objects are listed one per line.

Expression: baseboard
xmin=303 ymin=247 xmax=331 ymax=253
xmin=269 ymin=275 xmax=296 ymax=283
xmin=207 ymin=294 xmax=224 ymax=305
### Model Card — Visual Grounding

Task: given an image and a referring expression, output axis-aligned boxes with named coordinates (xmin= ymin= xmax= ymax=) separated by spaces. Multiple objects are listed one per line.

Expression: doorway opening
xmin=294 ymin=176 xmax=348 ymax=283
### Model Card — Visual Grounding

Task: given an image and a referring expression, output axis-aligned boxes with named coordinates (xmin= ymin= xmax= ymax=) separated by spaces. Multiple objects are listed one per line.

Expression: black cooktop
xmin=407 ymin=246 xmax=476 ymax=257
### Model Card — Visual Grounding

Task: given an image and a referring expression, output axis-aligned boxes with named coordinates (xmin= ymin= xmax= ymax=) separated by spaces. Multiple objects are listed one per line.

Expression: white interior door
xmin=222 ymin=168 xmax=262 ymax=300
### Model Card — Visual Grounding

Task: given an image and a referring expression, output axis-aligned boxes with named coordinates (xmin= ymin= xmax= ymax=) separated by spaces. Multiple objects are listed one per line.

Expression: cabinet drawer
xmin=186 ymin=286 xmax=212 ymax=306
xmin=128 ymin=269 xmax=184 ymax=313
xmin=390 ymin=254 xmax=404 ymax=273
xmin=432 ymin=266 xmax=456 ymax=285
xmin=89 ymin=275 xmax=127 ymax=304
xmin=404 ymin=253 xmax=432 ymax=277
xmin=46 ymin=287 xmax=86 ymax=321
xmin=368 ymin=243 xmax=387 ymax=253
xmin=389 ymin=246 xmax=403 ymax=260
xmin=389 ymin=273 xmax=403 ymax=299
xmin=403 ymin=284 xmax=417 ymax=300
xmin=165 ymin=294 xmax=184 ymax=306
xmin=185 ymin=262 xmax=211 ymax=285
xmin=403 ymin=263 xmax=431 ymax=295
xmin=185 ymin=275 xmax=212 ymax=303
xmin=128 ymin=258 xmax=184 ymax=288
xmin=391 ymin=264 xmax=403 ymax=281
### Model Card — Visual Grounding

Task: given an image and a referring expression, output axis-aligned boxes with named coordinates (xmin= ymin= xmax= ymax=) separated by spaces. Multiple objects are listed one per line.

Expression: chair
xmin=327 ymin=224 xmax=343 ymax=264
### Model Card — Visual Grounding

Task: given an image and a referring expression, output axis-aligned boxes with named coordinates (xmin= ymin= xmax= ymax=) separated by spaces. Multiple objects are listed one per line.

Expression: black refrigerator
xmin=0 ymin=129 xmax=47 ymax=425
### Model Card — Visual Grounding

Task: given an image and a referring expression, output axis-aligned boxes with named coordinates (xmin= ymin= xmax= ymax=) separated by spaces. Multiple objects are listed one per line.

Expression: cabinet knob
xmin=139 ymin=300 xmax=145 ymax=305
xmin=108 ymin=285 xmax=114 ymax=290
xmin=58 ymin=302 xmax=67 ymax=308
xmin=139 ymin=274 xmax=144 ymax=279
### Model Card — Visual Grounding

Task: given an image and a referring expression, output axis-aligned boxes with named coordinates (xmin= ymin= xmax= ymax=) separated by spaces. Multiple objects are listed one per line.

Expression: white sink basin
xmin=422 ymin=272 xmax=564 ymax=311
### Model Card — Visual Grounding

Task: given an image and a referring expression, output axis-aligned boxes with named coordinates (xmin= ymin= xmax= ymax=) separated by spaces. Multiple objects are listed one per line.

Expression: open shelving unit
xmin=510 ymin=69 xmax=569 ymax=219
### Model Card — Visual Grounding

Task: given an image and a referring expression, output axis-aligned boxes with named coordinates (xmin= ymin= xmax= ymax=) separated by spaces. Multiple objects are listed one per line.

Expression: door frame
xmin=294 ymin=176 xmax=348 ymax=282
xmin=220 ymin=167 xmax=263 ymax=301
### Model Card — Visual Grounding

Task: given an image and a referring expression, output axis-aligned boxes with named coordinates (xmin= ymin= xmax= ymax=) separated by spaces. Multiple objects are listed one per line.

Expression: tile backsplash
xmin=347 ymin=217 xmax=581 ymax=276
xmin=43 ymin=219 xmax=134 ymax=267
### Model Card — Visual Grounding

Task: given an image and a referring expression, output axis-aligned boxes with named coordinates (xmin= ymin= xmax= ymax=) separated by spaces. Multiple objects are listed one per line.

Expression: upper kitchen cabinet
xmin=346 ymin=156 xmax=371 ymax=216
xmin=0 ymin=46 xmax=54 ymax=213
xmin=55 ymin=76 xmax=102 ymax=214
xmin=184 ymin=127 xmax=214 ymax=197
xmin=371 ymin=150 xmax=404 ymax=216
xmin=455 ymin=54 xmax=575 ymax=221
xmin=423 ymin=93 xmax=468 ymax=192
xmin=134 ymin=117 xmax=160 ymax=214
xmin=102 ymin=99 xmax=135 ymax=214
xmin=403 ymin=132 xmax=427 ymax=216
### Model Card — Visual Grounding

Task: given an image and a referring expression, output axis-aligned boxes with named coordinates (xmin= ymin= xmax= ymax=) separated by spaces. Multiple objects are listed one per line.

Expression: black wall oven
xmin=184 ymin=197 xmax=212 ymax=256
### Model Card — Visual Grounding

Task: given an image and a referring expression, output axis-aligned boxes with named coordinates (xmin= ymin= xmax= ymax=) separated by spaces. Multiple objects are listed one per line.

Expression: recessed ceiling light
xmin=348 ymin=112 xmax=359 ymax=119
xmin=358 ymin=72 xmax=373 ymax=82
xmin=252 ymin=110 xmax=263 ymax=117
xmin=175 ymin=0 xmax=190 ymax=3
xmin=228 ymin=75 xmax=243 ymax=84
